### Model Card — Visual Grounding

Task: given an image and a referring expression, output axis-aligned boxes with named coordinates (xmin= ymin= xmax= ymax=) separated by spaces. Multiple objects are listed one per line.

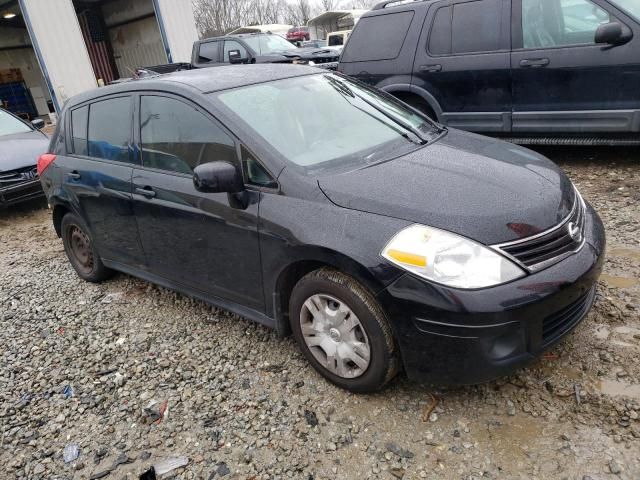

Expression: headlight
xmin=381 ymin=225 xmax=525 ymax=289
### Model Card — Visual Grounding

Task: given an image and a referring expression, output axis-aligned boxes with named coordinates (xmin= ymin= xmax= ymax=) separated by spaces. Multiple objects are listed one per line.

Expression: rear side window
xmin=341 ymin=11 xmax=414 ymax=62
xmin=198 ymin=41 xmax=220 ymax=63
xmin=88 ymin=97 xmax=132 ymax=163
xmin=71 ymin=106 xmax=88 ymax=156
xmin=428 ymin=0 xmax=503 ymax=55
xmin=140 ymin=95 xmax=236 ymax=175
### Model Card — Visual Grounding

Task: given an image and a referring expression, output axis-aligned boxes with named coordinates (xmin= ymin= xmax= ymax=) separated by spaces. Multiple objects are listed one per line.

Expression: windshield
xmin=241 ymin=34 xmax=295 ymax=54
xmin=0 ymin=109 xmax=32 ymax=137
xmin=215 ymin=74 xmax=441 ymax=172
xmin=611 ymin=0 xmax=640 ymax=20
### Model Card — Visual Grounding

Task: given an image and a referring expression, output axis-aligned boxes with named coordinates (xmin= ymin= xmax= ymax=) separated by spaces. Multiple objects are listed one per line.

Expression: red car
xmin=286 ymin=26 xmax=310 ymax=42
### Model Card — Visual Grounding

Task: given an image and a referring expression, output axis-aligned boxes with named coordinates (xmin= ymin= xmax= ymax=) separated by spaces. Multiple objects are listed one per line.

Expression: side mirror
xmin=31 ymin=118 xmax=45 ymax=130
xmin=228 ymin=49 xmax=246 ymax=64
xmin=193 ymin=161 xmax=244 ymax=193
xmin=595 ymin=22 xmax=625 ymax=45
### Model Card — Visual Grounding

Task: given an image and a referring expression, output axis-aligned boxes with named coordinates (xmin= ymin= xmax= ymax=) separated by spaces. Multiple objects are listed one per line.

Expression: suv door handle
xmin=418 ymin=64 xmax=442 ymax=72
xmin=135 ymin=186 xmax=156 ymax=198
xmin=520 ymin=58 xmax=550 ymax=68
xmin=68 ymin=171 xmax=81 ymax=180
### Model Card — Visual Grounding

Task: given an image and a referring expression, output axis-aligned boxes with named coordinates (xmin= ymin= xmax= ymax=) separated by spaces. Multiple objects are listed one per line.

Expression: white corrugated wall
xmin=153 ymin=0 xmax=199 ymax=63
xmin=20 ymin=0 xmax=97 ymax=111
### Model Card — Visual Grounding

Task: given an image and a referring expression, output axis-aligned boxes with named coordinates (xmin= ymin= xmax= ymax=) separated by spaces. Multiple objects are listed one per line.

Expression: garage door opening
xmin=74 ymin=0 xmax=168 ymax=83
xmin=0 ymin=0 xmax=53 ymax=120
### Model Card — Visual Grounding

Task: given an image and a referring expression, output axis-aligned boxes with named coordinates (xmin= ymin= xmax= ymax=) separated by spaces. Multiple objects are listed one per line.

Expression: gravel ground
xmin=1 ymin=146 xmax=638 ymax=480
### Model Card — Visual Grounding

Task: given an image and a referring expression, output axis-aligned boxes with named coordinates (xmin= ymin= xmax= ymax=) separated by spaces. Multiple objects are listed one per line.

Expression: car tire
xmin=289 ymin=268 xmax=398 ymax=393
xmin=61 ymin=213 xmax=113 ymax=283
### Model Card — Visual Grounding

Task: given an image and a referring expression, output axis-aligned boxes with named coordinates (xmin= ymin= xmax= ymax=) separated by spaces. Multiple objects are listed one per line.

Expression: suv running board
xmin=501 ymin=136 xmax=640 ymax=146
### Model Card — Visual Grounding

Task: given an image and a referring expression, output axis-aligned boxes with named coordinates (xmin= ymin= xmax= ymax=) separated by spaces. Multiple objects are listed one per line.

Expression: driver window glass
xmin=198 ymin=41 xmax=220 ymax=63
xmin=223 ymin=40 xmax=248 ymax=63
xmin=522 ymin=0 xmax=610 ymax=49
xmin=140 ymin=96 xmax=236 ymax=174
xmin=242 ymin=146 xmax=276 ymax=188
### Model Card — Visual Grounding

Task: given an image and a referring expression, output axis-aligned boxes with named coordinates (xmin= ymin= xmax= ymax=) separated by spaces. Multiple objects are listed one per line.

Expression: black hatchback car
xmin=39 ymin=65 xmax=605 ymax=392
xmin=338 ymin=0 xmax=640 ymax=143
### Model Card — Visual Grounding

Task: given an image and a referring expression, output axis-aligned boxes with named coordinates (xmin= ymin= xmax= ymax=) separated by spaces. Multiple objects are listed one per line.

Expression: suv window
xmin=522 ymin=0 xmax=610 ymax=49
xmin=71 ymin=105 xmax=88 ymax=156
xmin=223 ymin=40 xmax=248 ymax=63
xmin=429 ymin=0 xmax=503 ymax=55
xmin=198 ymin=41 xmax=220 ymax=63
xmin=140 ymin=95 xmax=236 ymax=175
xmin=87 ymin=97 xmax=132 ymax=163
xmin=341 ymin=11 xmax=414 ymax=62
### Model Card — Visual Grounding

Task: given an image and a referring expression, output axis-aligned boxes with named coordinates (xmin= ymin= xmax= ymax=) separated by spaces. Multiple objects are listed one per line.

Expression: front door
xmin=131 ymin=93 xmax=264 ymax=311
xmin=511 ymin=0 xmax=640 ymax=133
xmin=412 ymin=0 xmax=512 ymax=133
xmin=59 ymin=96 xmax=145 ymax=268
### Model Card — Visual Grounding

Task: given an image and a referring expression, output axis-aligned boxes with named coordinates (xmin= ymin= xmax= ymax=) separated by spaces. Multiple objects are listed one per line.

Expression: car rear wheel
xmin=61 ymin=213 xmax=113 ymax=283
xmin=289 ymin=268 xmax=398 ymax=392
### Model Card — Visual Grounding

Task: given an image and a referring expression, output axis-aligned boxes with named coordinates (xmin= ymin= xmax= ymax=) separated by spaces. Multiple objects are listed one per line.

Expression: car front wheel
xmin=289 ymin=268 xmax=398 ymax=392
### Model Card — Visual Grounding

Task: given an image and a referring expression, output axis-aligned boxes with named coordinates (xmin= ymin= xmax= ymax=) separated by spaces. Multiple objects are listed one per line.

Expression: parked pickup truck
xmin=139 ymin=32 xmax=340 ymax=76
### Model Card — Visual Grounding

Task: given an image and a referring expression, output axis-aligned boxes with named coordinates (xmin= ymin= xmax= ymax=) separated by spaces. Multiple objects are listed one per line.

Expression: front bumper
xmin=0 ymin=179 xmax=44 ymax=207
xmin=378 ymin=202 xmax=605 ymax=385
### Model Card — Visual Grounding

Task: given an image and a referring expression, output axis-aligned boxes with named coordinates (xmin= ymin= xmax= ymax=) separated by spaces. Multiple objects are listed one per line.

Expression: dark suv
xmin=338 ymin=0 xmax=640 ymax=143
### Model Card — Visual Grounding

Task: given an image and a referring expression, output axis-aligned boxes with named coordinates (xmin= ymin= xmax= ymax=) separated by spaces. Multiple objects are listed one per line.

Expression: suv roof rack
xmin=372 ymin=0 xmax=425 ymax=10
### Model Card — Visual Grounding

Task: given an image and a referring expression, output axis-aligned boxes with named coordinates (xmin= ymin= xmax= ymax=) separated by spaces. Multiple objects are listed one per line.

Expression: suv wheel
xmin=61 ymin=213 xmax=113 ymax=283
xmin=289 ymin=268 xmax=398 ymax=392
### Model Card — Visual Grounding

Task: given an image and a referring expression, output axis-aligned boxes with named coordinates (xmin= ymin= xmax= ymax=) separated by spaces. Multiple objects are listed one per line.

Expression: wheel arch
xmin=271 ymin=247 xmax=385 ymax=337
xmin=380 ymin=83 xmax=443 ymax=121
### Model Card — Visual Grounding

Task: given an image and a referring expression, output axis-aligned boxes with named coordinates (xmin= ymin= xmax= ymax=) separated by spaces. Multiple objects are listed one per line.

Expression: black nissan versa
xmin=38 ymin=65 xmax=605 ymax=392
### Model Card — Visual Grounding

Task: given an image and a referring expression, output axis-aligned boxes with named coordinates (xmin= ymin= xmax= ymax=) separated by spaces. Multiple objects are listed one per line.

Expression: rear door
xmin=60 ymin=95 xmax=145 ymax=268
xmin=511 ymin=0 xmax=640 ymax=133
xmin=412 ymin=0 xmax=512 ymax=132
xmin=131 ymin=93 xmax=264 ymax=311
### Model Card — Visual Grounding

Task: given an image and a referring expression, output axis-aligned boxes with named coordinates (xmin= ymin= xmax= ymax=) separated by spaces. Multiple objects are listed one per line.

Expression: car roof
xmin=65 ymin=64 xmax=322 ymax=108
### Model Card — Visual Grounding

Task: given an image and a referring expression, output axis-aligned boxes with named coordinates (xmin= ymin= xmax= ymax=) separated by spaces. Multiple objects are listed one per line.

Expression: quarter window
xmin=87 ymin=97 xmax=132 ymax=163
xmin=341 ymin=11 xmax=414 ymax=62
xmin=522 ymin=0 xmax=610 ymax=49
xmin=140 ymin=96 xmax=236 ymax=175
xmin=71 ymin=106 xmax=88 ymax=156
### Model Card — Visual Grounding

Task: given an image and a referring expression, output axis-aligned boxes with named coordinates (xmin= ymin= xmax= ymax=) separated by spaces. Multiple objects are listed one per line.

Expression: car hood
xmin=263 ymin=47 xmax=341 ymax=60
xmin=318 ymin=129 xmax=576 ymax=245
xmin=0 ymin=131 xmax=49 ymax=172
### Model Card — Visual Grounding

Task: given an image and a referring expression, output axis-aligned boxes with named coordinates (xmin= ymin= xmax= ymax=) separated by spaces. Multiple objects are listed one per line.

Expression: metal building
xmin=0 ymin=0 xmax=198 ymax=120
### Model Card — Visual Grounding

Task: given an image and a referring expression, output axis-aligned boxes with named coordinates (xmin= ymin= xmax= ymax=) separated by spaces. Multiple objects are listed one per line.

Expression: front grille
xmin=493 ymin=190 xmax=585 ymax=272
xmin=0 ymin=166 xmax=39 ymax=188
xmin=542 ymin=287 xmax=594 ymax=345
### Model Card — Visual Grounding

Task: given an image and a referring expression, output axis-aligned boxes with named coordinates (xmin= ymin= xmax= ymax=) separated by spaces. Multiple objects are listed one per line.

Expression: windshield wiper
xmin=326 ymin=76 xmax=431 ymax=144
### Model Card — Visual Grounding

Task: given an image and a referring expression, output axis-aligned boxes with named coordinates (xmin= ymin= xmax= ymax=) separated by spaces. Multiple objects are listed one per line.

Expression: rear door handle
xmin=135 ymin=186 xmax=156 ymax=198
xmin=418 ymin=64 xmax=442 ymax=72
xmin=68 ymin=171 xmax=81 ymax=180
xmin=520 ymin=58 xmax=550 ymax=68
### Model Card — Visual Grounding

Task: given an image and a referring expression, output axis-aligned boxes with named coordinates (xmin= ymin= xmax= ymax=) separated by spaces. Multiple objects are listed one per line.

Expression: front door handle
xmin=68 ymin=171 xmax=81 ymax=180
xmin=135 ymin=186 xmax=156 ymax=198
xmin=520 ymin=58 xmax=550 ymax=68
xmin=419 ymin=64 xmax=442 ymax=72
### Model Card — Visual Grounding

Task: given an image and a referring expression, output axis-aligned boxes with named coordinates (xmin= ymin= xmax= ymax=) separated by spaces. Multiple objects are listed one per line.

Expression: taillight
xmin=37 ymin=154 xmax=57 ymax=176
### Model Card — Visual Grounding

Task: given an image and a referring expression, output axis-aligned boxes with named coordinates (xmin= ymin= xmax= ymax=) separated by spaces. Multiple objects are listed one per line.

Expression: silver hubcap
xmin=300 ymin=294 xmax=371 ymax=379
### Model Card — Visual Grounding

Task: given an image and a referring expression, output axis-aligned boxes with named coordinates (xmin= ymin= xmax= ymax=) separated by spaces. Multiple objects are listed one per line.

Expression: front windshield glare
xmin=242 ymin=35 xmax=296 ymax=54
xmin=612 ymin=0 xmax=640 ymax=20
xmin=216 ymin=74 xmax=439 ymax=171
xmin=0 ymin=110 xmax=32 ymax=137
